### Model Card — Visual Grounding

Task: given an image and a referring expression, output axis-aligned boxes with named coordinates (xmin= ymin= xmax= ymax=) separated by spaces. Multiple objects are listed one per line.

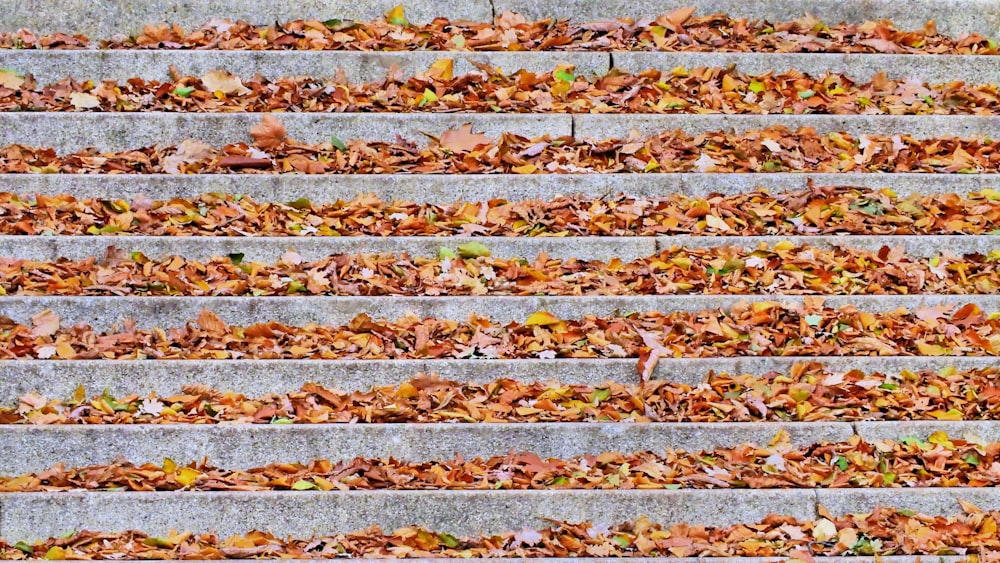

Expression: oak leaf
xmin=201 ymin=69 xmax=250 ymax=95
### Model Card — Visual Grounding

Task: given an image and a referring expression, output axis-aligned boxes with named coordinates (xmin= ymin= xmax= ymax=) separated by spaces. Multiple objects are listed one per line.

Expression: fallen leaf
xmin=439 ymin=124 xmax=491 ymax=153
xmin=30 ymin=310 xmax=60 ymax=338
xmin=250 ymin=114 xmax=287 ymax=150
xmin=200 ymin=69 xmax=250 ymax=95
xmin=0 ymin=68 xmax=24 ymax=89
xmin=69 ymin=92 xmax=101 ymax=109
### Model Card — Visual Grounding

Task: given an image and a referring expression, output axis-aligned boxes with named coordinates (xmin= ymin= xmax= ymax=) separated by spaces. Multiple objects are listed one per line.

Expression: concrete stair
xmin=1 ymin=0 xmax=999 ymax=559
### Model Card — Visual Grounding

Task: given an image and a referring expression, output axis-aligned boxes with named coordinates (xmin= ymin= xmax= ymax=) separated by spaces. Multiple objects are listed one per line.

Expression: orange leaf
xmin=250 ymin=114 xmax=287 ymax=150
xmin=30 ymin=310 xmax=61 ymax=338
xmin=439 ymin=124 xmax=491 ymax=153
xmin=196 ymin=310 xmax=228 ymax=333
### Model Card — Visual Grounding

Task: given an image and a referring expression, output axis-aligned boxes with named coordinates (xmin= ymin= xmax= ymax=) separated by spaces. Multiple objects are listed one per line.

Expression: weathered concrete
xmin=0 ymin=489 xmax=817 ymax=541
xmin=0 ymin=235 xmax=658 ymax=262
xmin=0 ymin=0 xmax=494 ymax=35
xmin=3 ymin=173 xmax=995 ymax=201
xmin=3 ymin=51 xmax=998 ymax=85
xmin=856 ymin=421 xmax=1000 ymax=443
xmin=2 ymin=235 xmax=994 ymax=263
xmin=1 ymin=295 xmax=998 ymax=328
xmin=0 ymin=422 xmax=853 ymax=474
xmin=0 ymin=113 xmax=571 ymax=152
xmin=573 ymin=114 xmax=1000 ymax=139
xmin=612 ymin=53 xmax=1000 ymax=83
xmin=0 ymin=51 xmax=610 ymax=85
xmin=494 ymin=0 xmax=1000 ymax=37
xmin=816 ymin=487 xmax=1000 ymax=516
xmin=3 ymin=356 xmax=993 ymax=399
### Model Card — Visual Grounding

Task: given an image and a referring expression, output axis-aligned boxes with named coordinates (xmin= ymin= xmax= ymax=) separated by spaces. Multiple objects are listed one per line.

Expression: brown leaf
xmin=30 ymin=310 xmax=60 ymax=338
xmin=439 ymin=124 xmax=491 ymax=153
xmin=196 ymin=310 xmax=228 ymax=333
xmin=663 ymin=6 xmax=696 ymax=28
xmin=250 ymin=114 xmax=287 ymax=150
xmin=217 ymin=156 xmax=273 ymax=169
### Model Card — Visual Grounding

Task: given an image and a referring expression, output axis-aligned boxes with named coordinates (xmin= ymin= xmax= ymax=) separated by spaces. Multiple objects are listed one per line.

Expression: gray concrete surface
xmin=856 ymin=421 xmax=1000 ymax=443
xmin=0 ymin=235 xmax=658 ymax=262
xmin=612 ymin=53 xmax=1000 ymax=83
xmin=1 ymin=235 xmax=992 ymax=263
xmin=3 ymin=173 xmax=995 ymax=201
xmin=0 ymin=51 xmax=610 ymax=85
xmin=573 ymin=114 xmax=1000 ymax=139
xmin=0 ymin=0 xmax=493 ymax=35
xmin=817 ymin=487 xmax=1000 ymax=516
xmin=0 ymin=489 xmax=817 ymax=541
xmin=0 ymin=422 xmax=854 ymax=474
xmin=494 ymin=0 xmax=1000 ymax=37
xmin=3 ymin=51 xmax=998 ymax=85
xmin=1 ymin=295 xmax=998 ymax=328
xmin=3 ymin=356 xmax=993 ymax=399
xmin=0 ymin=113 xmax=571 ymax=152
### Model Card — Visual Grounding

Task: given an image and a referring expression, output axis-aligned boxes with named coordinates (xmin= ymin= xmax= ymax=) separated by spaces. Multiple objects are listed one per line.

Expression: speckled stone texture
xmin=2 ymin=173 xmax=996 ymax=201
xmin=1 ymin=422 xmax=854 ymax=473
xmin=0 ymin=234 xmax=991 ymax=262
xmin=0 ymin=489 xmax=817 ymax=540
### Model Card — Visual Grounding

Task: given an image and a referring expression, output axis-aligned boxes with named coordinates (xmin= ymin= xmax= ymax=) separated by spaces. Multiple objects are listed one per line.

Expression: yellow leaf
xmin=917 ymin=341 xmax=949 ymax=356
xmin=670 ymin=256 xmax=693 ymax=269
xmin=511 ymin=164 xmax=537 ymax=174
xmin=69 ymin=92 xmax=101 ymax=109
xmin=752 ymin=301 xmax=778 ymax=313
xmin=386 ymin=4 xmax=408 ymax=25
xmin=643 ymin=158 xmax=660 ymax=172
xmin=525 ymin=311 xmax=562 ymax=327
xmin=928 ymin=431 xmax=955 ymax=449
xmin=175 ymin=467 xmax=201 ymax=486
xmin=72 ymin=385 xmax=86 ymax=404
xmin=396 ymin=381 xmax=419 ymax=398
xmin=428 ymin=59 xmax=454 ymax=80
xmin=930 ymin=409 xmax=964 ymax=421
xmin=43 ymin=547 xmax=66 ymax=560
xmin=163 ymin=458 xmax=177 ymax=473
xmin=773 ymin=240 xmax=796 ymax=252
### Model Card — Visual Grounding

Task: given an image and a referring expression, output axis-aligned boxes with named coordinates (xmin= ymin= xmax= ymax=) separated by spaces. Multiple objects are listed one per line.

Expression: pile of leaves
xmin=4 ymin=243 xmax=1000 ymax=296
xmin=3 ymin=302 xmax=999 ymax=361
xmin=2 ymin=186 xmax=997 ymax=236
xmin=3 ymin=122 xmax=999 ymax=174
xmin=2 ymin=505 xmax=998 ymax=558
xmin=2 ymin=7 xmax=997 ymax=54
xmin=7 ymin=363 xmax=1000 ymax=424
xmin=4 ymin=65 xmax=1000 ymax=115
xmin=5 ymin=433 xmax=1000 ymax=491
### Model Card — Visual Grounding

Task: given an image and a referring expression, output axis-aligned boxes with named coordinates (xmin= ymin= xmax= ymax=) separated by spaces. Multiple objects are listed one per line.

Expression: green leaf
xmin=172 ymin=86 xmax=196 ymax=97
xmin=664 ymin=483 xmax=682 ymax=489
xmin=964 ymin=453 xmax=981 ymax=466
xmin=797 ymin=89 xmax=815 ymax=99
xmin=554 ymin=69 xmax=575 ymax=82
xmin=438 ymin=247 xmax=457 ymax=259
xmin=882 ymin=472 xmax=896 ymax=484
xmin=291 ymin=479 xmax=319 ymax=490
xmin=228 ymin=253 xmax=244 ymax=265
xmin=611 ymin=535 xmax=631 ymax=548
xmin=271 ymin=417 xmax=293 ymax=424
xmin=330 ymin=135 xmax=348 ymax=152
xmin=748 ymin=80 xmax=765 ymax=93
xmin=590 ymin=388 xmax=611 ymax=403
xmin=286 ymin=197 xmax=312 ymax=210
xmin=14 ymin=542 xmax=33 ymax=554
xmin=804 ymin=314 xmax=823 ymax=326
xmin=438 ymin=533 xmax=459 ymax=548
xmin=548 ymin=476 xmax=568 ymax=486
xmin=897 ymin=508 xmax=916 ymax=517
xmin=286 ymin=280 xmax=307 ymax=294
xmin=762 ymin=160 xmax=783 ymax=172
xmin=457 ymin=241 xmax=490 ymax=258
xmin=418 ymin=88 xmax=439 ymax=107
xmin=835 ymin=456 xmax=848 ymax=471
xmin=322 ymin=19 xmax=356 ymax=31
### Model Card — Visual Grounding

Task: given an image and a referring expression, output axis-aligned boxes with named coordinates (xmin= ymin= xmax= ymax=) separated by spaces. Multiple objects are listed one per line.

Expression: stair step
xmin=2 ymin=51 xmax=998 ymax=84
xmin=0 ymin=489 xmax=814 ymax=541
xmin=493 ymin=0 xmax=1000 ymax=36
xmin=4 ymin=235 xmax=995 ymax=262
xmin=3 ymin=294 xmax=997 ymax=328
xmin=0 ymin=488 xmax=994 ymax=541
xmin=3 ymin=114 xmax=998 ymax=152
xmin=2 ymin=0 xmax=996 ymax=37
xmin=0 ymin=51 xmax=611 ymax=84
xmin=0 ymin=422 xmax=854 ymax=473
xmin=0 ymin=356 xmax=993 ymax=398
xmin=3 ymin=173 xmax=995 ymax=200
